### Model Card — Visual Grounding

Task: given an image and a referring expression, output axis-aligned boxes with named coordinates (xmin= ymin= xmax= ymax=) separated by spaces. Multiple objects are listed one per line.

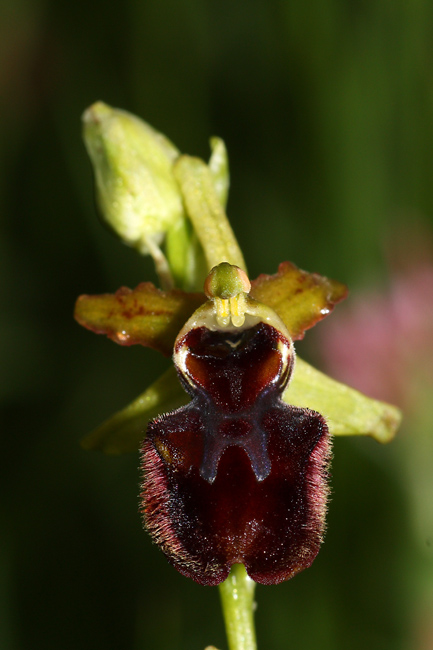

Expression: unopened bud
xmin=82 ymin=102 xmax=184 ymax=259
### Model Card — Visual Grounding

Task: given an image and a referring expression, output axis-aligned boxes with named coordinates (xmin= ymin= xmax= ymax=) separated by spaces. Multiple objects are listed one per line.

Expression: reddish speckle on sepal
xmin=140 ymin=322 xmax=331 ymax=586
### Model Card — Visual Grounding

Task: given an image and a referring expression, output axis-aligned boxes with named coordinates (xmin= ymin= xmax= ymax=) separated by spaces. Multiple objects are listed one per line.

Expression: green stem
xmin=218 ymin=564 xmax=257 ymax=650
xmin=140 ymin=235 xmax=174 ymax=290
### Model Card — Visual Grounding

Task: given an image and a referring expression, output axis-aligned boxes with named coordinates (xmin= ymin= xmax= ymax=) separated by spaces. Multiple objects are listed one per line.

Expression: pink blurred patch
xmin=318 ymin=255 xmax=433 ymax=411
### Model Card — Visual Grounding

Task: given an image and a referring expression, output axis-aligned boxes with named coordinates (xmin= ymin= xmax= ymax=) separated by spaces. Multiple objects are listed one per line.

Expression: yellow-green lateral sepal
xmin=250 ymin=261 xmax=347 ymax=341
xmin=284 ymin=357 xmax=402 ymax=443
xmin=81 ymin=367 xmax=189 ymax=454
xmin=173 ymin=155 xmax=246 ymax=273
xmin=74 ymin=282 xmax=205 ymax=357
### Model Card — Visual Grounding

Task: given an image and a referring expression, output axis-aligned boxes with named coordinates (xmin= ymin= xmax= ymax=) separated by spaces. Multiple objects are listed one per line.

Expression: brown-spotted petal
xmin=250 ymin=261 xmax=348 ymax=340
xmin=74 ymin=283 xmax=205 ymax=356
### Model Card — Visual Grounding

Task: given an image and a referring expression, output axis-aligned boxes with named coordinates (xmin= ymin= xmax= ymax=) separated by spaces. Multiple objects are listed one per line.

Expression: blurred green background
xmin=2 ymin=1 xmax=433 ymax=649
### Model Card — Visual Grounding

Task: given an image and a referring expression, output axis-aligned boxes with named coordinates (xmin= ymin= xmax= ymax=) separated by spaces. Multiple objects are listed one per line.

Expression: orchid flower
xmin=75 ymin=102 xmax=402 ymax=650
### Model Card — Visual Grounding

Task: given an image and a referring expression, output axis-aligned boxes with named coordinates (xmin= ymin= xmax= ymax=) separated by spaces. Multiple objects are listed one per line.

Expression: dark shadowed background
xmin=2 ymin=1 xmax=433 ymax=649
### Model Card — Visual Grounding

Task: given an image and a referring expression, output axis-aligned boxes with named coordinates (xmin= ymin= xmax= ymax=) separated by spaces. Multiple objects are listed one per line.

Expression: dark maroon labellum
xmin=140 ymin=320 xmax=330 ymax=586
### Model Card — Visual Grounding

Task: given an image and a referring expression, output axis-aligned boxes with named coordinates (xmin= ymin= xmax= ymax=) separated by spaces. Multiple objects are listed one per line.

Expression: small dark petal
xmin=140 ymin=321 xmax=331 ymax=585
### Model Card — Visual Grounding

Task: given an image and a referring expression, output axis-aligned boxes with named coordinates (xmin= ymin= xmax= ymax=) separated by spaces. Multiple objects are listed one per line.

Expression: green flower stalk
xmin=76 ymin=101 xmax=402 ymax=650
xmin=219 ymin=565 xmax=256 ymax=650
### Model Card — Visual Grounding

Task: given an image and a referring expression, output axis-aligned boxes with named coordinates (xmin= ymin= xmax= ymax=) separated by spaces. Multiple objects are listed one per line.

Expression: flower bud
xmin=82 ymin=102 xmax=184 ymax=257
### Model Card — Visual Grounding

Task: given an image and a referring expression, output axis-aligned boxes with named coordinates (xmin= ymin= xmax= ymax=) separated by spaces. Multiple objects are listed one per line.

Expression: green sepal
xmin=285 ymin=357 xmax=402 ymax=443
xmin=81 ymin=367 xmax=189 ymax=454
